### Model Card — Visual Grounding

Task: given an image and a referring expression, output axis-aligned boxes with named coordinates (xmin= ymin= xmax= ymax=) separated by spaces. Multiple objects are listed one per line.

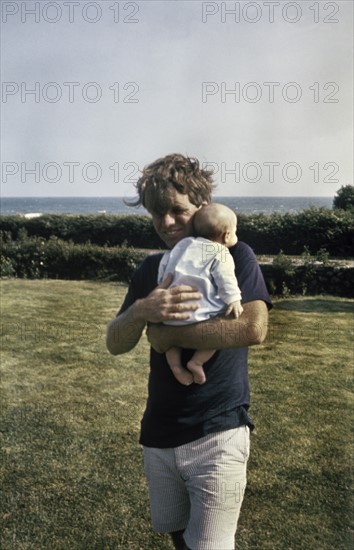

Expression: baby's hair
xmin=193 ymin=203 xmax=237 ymax=241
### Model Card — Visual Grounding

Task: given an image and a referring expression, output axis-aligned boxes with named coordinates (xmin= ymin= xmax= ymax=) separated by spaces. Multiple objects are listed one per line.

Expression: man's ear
xmin=196 ymin=201 xmax=208 ymax=213
xmin=222 ymin=231 xmax=229 ymax=244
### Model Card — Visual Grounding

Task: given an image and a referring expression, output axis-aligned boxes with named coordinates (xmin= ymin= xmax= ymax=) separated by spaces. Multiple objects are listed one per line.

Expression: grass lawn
xmin=1 ymin=279 xmax=353 ymax=549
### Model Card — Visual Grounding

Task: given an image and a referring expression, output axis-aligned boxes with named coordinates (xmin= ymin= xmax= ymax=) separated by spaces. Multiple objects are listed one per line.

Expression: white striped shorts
xmin=143 ymin=426 xmax=250 ymax=550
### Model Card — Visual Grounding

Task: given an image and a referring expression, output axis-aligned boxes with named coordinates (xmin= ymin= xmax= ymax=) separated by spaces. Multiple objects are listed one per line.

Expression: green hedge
xmin=262 ymin=252 xmax=353 ymax=297
xmin=1 ymin=208 xmax=353 ymax=257
xmin=0 ymin=214 xmax=163 ymax=249
xmin=1 ymin=233 xmax=353 ymax=297
xmin=236 ymin=208 xmax=353 ymax=257
xmin=0 ymin=233 xmax=147 ymax=282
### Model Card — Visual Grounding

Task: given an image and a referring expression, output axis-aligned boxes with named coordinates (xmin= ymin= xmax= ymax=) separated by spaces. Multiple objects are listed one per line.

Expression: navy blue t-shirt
xmin=118 ymin=241 xmax=272 ymax=448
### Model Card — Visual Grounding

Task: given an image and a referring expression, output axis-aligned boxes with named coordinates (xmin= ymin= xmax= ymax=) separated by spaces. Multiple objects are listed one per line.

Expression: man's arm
xmin=106 ymin=302 xmax=147 ymax=356
xmin=146 ymin=300 xmax=269 ymax=353
xmin=106 ymin=274 xmax=202 ymax=355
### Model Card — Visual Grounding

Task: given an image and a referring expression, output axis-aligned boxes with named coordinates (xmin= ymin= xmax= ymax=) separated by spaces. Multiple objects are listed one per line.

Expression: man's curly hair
xmin=128 ymin=154 xmax=216 ymax=214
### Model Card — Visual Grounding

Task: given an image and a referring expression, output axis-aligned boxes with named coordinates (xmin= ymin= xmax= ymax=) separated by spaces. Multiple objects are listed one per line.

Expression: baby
xmin=158 ymin=203 xmax=243 ymax=385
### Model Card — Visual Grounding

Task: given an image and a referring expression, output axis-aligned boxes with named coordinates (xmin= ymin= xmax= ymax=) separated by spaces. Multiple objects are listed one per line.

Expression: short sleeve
xmin=231 ymin=242 xmax=272 ymax=309
xmin=117 ymin=253 xmax=164 ymax=316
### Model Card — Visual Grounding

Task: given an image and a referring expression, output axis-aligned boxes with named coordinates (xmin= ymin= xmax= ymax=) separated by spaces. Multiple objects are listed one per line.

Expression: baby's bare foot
xmin=170 ymin=365 xmax=194 ymax=386
xmin=187 ymin=361 xmax=206 ymax=385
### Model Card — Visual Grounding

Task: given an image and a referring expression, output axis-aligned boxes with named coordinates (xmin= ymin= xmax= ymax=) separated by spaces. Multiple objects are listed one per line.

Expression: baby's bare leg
xmin=186 ymin=350 xmax=216 ymax=385
xmin=166 ymin=347 xmax=194 ymax=386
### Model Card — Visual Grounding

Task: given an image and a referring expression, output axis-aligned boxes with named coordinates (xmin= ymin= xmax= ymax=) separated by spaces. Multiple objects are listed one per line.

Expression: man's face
xmin=149 ymin=189 xmax=203 ymax=248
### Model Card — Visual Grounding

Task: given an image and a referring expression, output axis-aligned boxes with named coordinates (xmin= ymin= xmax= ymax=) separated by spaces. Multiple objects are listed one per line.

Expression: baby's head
xmin=193 ymin=203 xmax=238 ymax=247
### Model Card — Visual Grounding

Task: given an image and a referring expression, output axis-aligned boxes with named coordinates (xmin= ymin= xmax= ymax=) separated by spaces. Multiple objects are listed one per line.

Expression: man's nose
xmin=161 ymin=213 xmax=176 ymax=227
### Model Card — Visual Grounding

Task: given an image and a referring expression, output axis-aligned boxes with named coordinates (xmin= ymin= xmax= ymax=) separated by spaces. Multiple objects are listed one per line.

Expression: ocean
xmin=0 ymin=196 xmax=333 ymax=217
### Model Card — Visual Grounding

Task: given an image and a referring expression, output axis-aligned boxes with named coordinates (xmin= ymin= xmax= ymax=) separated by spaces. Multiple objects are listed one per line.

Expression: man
xmin=106 ymin=153 xmax=272 ymax=550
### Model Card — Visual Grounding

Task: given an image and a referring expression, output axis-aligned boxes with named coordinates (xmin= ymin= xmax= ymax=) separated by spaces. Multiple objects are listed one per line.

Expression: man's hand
xmin=136 ymin=273 xmax=202 ymax=324
xmin=106 ymin=273 xmax=201 ymax=356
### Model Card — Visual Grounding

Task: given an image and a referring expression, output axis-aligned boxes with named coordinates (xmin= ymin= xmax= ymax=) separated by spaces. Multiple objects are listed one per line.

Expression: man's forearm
xmin=147 ymin=301 xmax=269 ymax=353
xmin=106 ymin=277 xmax=203 ymax=355
xmin=106 ymin=303 xmax=146 ymax=355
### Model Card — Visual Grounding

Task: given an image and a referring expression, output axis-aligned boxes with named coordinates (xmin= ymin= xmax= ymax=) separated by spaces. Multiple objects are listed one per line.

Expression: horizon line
xmin=1 ymin=195 xmax=335 ymax=199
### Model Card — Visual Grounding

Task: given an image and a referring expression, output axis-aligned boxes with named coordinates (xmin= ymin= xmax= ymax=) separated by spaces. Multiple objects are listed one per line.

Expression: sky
xmin=1 ymin=0 xmax=353 ymax=198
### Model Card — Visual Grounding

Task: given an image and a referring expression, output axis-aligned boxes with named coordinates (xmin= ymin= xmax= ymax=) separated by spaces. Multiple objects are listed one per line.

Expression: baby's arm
xmin=211 ymin=248 xmax=243 ymax=313
xmin=225 ymin=300 xmax=244 ymax=318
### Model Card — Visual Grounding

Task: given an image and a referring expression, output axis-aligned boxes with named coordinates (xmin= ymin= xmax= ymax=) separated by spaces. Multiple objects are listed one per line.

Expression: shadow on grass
xmin=274 ymin=297 xmax=354 ymax=313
